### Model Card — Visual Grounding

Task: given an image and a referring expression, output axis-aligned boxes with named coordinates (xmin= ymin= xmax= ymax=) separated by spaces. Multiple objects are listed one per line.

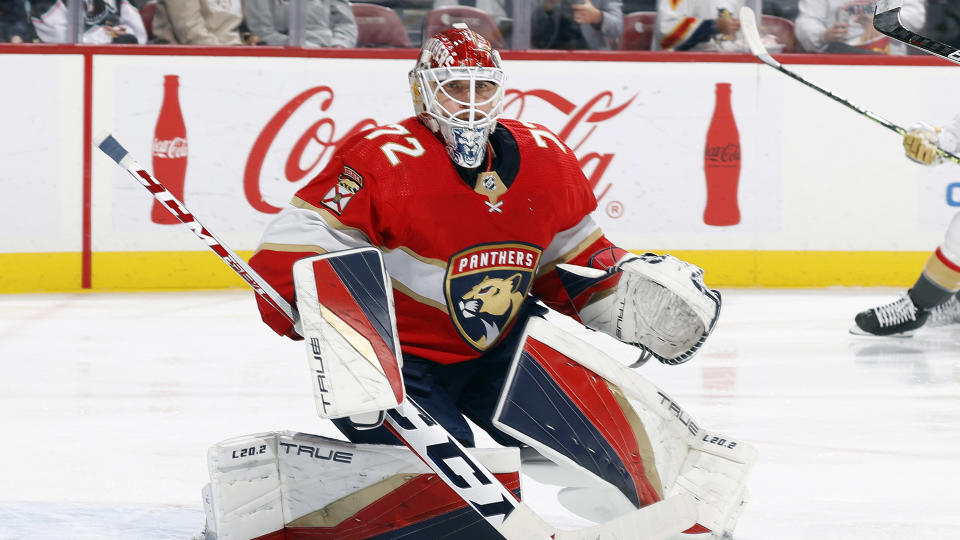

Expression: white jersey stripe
xmin=383 ymin=248 xmax=448 ymax=307
xmin=540 ymin=214 xmax=604 ymax=273
xmin=257 ymin=204 xmax=450 ymax=309
xmin=258 ymin=206 xmax=372 ymax=253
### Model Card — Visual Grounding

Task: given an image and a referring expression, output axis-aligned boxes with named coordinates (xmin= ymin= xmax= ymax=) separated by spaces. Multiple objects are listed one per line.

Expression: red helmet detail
xmin=422 ymin=25 xmax=500 ymax=70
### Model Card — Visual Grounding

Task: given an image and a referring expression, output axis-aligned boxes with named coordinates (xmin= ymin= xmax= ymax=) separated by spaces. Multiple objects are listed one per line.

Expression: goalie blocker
xmin=291 ymin=248 xmax=405 ymax=427
xmin=201 ymin=307 xmax=753 ymax=539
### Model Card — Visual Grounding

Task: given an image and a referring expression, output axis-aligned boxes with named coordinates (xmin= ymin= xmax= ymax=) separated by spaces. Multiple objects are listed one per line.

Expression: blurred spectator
xmin=433 ymin=0 xmax=512 ymax=42
xmin=652 ymin=0 xmax=749 ymax=51
xmin=151 ymin=0 xmax=247 ymax=44
xmin=796 ymin=0 xmax=926 ymax=54
xmin=763 ymin=0 xmax=799 ymax=20
xmin=31 ymin=0 xmax=147 ymax=43
xmin=243 ymin=0 xmax=356 ymax=47
xmin=0 ymin=0 xmax=37 ymax=42
xmin=532 ymin=0 xmax=623 ymax=50
xmin=622 ymin=0 xmax=655 ymax=13
xmin=925 ymin=0 xmax=960 ymax=49
xmin=434 ymin=0 xmax=509 ymax=24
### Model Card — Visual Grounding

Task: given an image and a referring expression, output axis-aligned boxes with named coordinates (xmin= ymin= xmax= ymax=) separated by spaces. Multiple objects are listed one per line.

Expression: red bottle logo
xmin=703 ymin=82 xmax=740 ymax=226
xmin=151 ymin=75 xmax=188 ymax=224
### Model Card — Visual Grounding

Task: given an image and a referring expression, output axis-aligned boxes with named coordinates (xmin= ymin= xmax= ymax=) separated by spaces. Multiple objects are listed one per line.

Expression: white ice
xmin=1 ymin=288 xmax=959 ymax=539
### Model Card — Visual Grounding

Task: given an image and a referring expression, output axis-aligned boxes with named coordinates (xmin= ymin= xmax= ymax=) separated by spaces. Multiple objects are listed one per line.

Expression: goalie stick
xmin=874 ymin=0 xmax=960 ymax=66
xmin=739 ymin=6 xmax=960 ymax=167
xmin=94 ymin=132 xmax=697 ymax=540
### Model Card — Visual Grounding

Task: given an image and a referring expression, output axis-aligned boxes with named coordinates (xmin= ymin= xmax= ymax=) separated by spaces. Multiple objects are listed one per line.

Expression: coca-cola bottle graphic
xmin=703 ymin=82 xmax=741 ymax=226
xmin=151 ymin=74 xmax=188 ymax=224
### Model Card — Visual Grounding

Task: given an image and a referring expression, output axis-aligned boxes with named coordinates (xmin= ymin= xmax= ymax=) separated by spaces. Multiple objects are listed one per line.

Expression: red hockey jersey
xmin=250 ymin=116 xmax=624 ymax=364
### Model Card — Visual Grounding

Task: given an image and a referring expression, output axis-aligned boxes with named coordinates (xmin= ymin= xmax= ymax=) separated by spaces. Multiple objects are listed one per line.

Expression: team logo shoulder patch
xmin=445 ymin=243 xmax=542 ymax=352
xmin=321 ymin=165 xmax=364 ymax=215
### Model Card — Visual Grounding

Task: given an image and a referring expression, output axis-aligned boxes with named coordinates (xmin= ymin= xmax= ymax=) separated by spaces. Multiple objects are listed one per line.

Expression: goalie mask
xmin=409 ymin=24 xmax=505 ymax=168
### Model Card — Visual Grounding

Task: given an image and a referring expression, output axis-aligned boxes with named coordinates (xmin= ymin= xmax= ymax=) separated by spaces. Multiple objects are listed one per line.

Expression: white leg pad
xmin=507 ymin=311 xmax=756 ymax=537
xmin=203 ymin=432 xmax=285 ymax=540
xmin=201 ymin=431 xmax=522 ymax=539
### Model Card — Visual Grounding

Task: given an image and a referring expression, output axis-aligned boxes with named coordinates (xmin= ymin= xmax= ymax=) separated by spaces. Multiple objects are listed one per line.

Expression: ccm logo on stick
xmin=426 ymin=437 xmax=516 ymax=520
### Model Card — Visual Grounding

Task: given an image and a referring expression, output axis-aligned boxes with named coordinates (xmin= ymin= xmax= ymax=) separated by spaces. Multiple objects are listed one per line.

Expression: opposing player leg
xmin=494 ymin=309 xmax=756 ymax=538
xmin=853 ymin=211 xmax=960 ymax=336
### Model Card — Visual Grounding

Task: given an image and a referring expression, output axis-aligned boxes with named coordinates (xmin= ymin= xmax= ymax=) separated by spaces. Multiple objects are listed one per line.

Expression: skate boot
xmin=927 ymin=295 xmax=960 ymax=327
xmin=852 ymin=293 xmax=930 ymax=336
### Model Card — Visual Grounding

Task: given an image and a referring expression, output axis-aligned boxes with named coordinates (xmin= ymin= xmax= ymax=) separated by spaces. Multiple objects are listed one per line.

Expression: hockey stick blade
xmin=740 ymin=7 xmax=960 ymax=166
xmin=739 ymin=7 xmax=779 ymax=68
xmin=739 ymin=6 xmax=904 ymax=135
xmin=874 ymin=0 xmax=960 ymax=65
xmin=96 ymin=133 xmax=696 ymax=539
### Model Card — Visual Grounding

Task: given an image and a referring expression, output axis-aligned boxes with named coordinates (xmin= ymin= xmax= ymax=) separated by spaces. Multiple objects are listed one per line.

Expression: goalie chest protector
xmin=291 ymin=117 xmax=601 ymax=365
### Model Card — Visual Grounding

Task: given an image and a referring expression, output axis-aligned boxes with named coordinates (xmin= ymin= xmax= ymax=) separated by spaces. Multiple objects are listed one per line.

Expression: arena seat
xmin=352 ymin=3 xmax=412 ymax=48
xmin=422 ymin=6 xmax=506 ymax=49
xmin=760 ymin=14 xmax=796 ymax=53
xmin=139 ymin=0 xmax=156 ymax=41
xmin=618 ymin=11 xmax=656 ymax=50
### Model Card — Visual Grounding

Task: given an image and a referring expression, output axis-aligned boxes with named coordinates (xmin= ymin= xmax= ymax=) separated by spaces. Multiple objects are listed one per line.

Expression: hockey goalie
xmin=198 ymin=25 xmax=755 ymax=540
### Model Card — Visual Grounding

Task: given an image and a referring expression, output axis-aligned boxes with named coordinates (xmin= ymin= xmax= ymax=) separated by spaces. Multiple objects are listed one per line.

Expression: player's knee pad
xmin=200 ymin=431 xmax=520 ymax=540
xmin=494 ymin=311 xmax=756 ymax=537
xmin=575 ymin=253 xmax=721 ymax=365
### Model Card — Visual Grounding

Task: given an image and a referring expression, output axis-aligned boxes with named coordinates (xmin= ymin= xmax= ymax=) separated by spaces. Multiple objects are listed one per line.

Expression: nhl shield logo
xmin=445 ymin=243 xmax=542 ymax=351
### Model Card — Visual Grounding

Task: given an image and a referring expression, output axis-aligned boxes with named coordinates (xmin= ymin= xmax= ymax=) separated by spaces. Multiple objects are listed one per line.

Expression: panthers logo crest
xmin=446 ymin=243 xmax=542 ymax=351
xmin=459 ymin=273 xmax=525 ymax=348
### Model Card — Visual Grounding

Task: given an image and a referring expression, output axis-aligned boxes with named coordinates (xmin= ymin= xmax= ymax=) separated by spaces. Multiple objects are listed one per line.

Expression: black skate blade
xmin=848 ymin=325 xmax=915 ymax=338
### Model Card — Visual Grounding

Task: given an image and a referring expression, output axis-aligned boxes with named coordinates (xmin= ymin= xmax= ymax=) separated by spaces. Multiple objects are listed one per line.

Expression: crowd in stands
xmin=2 ymin=0 xmax=960 ymax=55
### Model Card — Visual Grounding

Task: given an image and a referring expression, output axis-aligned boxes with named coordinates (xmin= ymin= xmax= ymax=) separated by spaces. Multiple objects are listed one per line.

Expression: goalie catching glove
xmin=572 ymin=252 xmax=721 ymax=365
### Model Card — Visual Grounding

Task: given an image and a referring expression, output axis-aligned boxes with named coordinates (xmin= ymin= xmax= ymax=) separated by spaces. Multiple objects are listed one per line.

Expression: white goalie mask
xmin=409 ymin=24 xmax=506 ymax=168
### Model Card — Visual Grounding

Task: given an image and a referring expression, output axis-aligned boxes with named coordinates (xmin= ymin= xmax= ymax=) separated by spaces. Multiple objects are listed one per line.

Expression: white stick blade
xmin=738 ymin=6 xmax=770 ymax=59
xmin=874 ymin=0 xmax=903 ymax=15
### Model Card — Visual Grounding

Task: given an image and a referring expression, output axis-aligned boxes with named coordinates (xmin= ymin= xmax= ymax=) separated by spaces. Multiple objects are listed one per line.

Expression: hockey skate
xmin=926 ymin=295 xmax=960 ymax=328
xmin=851 ymin=293 xmax=930 ymax=337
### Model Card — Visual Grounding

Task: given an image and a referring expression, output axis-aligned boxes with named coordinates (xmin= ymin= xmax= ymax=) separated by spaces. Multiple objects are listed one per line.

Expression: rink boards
xmin=0 ymin=46 xmax=957 ymax=292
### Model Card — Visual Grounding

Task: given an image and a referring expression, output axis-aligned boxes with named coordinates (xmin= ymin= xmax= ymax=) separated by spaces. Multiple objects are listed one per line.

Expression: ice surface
xmin=1 ymin=288 xmax=958 ymax=539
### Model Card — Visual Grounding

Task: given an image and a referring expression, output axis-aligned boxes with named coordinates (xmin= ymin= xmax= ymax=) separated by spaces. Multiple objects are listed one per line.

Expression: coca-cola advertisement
xmin=152 ymin=74 xmax=188 ymax=225
xmin=8 ymin=51 xmax=960 ymax=291
xmin=98 ymin=57 xmax=784 ymax=259
xmin=240 ymin=84 xmax=638 ymax=217
xmin=703 ymin=82 xmax=741 ymax=226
